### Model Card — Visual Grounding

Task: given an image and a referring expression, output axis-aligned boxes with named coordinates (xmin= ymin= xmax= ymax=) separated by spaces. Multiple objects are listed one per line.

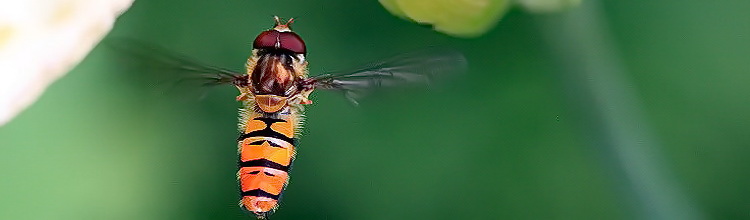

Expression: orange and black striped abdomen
xmin=237 ymin=112 xmax=297 ymax=217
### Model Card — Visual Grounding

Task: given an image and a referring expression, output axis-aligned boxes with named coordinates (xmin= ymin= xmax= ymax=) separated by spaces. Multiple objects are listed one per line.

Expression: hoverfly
xmin=109 ymin=16 xmax=466 ymax=219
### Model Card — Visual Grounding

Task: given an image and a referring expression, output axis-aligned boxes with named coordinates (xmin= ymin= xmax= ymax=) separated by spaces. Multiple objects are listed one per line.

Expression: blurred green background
xmin=1 ymin=0 xmax=749 ymax=219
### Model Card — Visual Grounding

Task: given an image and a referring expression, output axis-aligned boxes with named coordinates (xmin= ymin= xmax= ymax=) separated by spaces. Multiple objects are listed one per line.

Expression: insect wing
xmin=309 ymin=49 xmax=467 ymax=105
xmin=104 ymin=38 xmax=244 ymax=97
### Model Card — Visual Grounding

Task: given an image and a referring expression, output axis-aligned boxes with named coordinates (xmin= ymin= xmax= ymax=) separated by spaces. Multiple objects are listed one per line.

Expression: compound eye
xmin=277 ymin=32 xmax=305 ymax=54
xmin=253 ymin=30 xmax=277 ymax=50
xmin=253 ymin=30 xmax=306 ymax=54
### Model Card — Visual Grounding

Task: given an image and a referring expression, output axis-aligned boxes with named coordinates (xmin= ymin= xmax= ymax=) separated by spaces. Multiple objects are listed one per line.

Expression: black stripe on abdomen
xmin=238 ymin=129 xmax=295 ymax=144
xmin=241 ymin=189 xmax=280 ymax=200
xmin=239 ymin=159 xmax=290 ymax=172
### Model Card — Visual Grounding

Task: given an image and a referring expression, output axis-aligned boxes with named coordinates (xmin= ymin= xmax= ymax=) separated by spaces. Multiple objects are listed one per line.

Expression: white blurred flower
xmin=0 ymin=0 xmax=132 ymax=126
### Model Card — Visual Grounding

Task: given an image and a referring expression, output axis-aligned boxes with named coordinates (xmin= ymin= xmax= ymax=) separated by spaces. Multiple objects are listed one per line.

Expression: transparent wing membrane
xmin=104 ymin=38 xmax=243 ymax=98
xmin=105 ymin=38 xmax=466 ymax=104
xmin=309 ymin=49 xmax=467 ymax=105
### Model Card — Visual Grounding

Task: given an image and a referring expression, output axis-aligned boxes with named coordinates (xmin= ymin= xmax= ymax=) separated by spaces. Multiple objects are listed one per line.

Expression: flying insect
xmin=110 ymin=16 xmax=466 ymax=219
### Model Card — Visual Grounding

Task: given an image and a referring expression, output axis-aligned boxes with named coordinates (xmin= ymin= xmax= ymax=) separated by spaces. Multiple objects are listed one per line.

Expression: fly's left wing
xmin=305 ymin=49 xmax=467 ymax=105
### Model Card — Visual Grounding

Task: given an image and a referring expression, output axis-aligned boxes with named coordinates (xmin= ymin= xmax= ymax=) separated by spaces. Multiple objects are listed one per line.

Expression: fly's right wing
xmin=104 ymin=38 xmax=246 ymax=96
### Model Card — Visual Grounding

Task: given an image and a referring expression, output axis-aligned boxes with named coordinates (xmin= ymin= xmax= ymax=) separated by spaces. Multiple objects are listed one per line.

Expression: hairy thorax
xmin=242 ymin=50 xmax=309 ymax=113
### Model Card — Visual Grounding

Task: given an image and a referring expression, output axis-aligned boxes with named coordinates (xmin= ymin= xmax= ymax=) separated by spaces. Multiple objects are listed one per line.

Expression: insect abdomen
xmin=237 ymin=111 xmax=297 ymax=217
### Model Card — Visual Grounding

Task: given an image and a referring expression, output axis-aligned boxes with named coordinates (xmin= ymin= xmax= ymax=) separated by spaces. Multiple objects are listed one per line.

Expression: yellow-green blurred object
xmin=516 ymin=0 xmax=581 ymax=13
xmin=379 ymin=0 xmax=510 ymax=37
